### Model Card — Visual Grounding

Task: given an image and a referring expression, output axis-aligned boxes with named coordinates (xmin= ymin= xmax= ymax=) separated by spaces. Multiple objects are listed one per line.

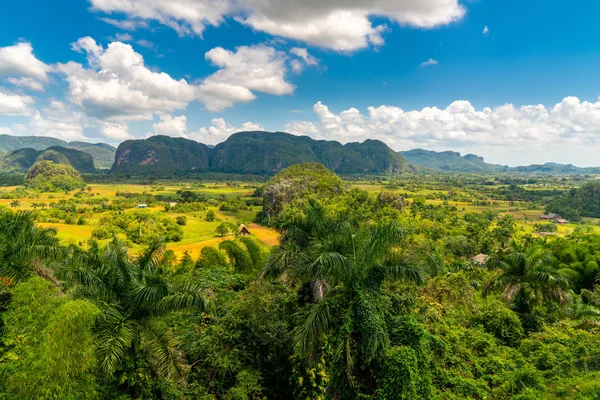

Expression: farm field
xmin=0 ymin=182 xmax=278 ymax=259
xmin=2 ymin=179 xmax=599 ymax=263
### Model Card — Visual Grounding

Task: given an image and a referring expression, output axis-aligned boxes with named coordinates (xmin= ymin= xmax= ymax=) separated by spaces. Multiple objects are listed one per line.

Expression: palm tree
xmin=483 ymin=244 xmax=570 ymax=314
xmin=264 ymin=200 xmax=425 ymax=395
xmin=0 ymin=211 xmax=63 ymax=284
xmin=59 ymin=238 xmax=212 ymax=395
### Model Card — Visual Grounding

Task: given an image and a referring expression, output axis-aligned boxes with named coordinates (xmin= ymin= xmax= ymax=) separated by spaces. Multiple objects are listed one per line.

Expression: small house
xmin=472 ymin=253 xmax=489 ymax=265
xmin=137 ymin=204 xmax=148 ymax=209
xmin=238 ymin=224 xmax=251 ymax=236
xmin=169 ymin=202 xmax=177 ymax=207
xmin=540 ymin=213 xmax=559 ymax=220
xmin=556 ymin=219 xmax=569 ymax=224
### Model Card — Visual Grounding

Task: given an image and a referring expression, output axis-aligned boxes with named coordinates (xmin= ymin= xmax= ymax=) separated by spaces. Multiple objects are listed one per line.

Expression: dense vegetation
xmin=111 ymin=132 xmax=408 ymax=176
xmin=546 ymin=181 xmax=600 ymax=221
xmin=25 ymin=160 xmax=86 ymax=191
xmin=1 ymin=146 xmax=96 ymax=173
xmin=2 ymin=165 xmax=600 ymax=399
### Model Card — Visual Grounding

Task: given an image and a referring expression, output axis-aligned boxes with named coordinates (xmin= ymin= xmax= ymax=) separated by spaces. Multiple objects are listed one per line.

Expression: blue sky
xmin=1 ymin=0 xmax=600 ymax=166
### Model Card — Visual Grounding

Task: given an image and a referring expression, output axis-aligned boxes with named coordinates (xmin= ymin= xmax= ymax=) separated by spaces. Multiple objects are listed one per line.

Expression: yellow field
xmin=0 ymin=183 xmax=278 ymax=260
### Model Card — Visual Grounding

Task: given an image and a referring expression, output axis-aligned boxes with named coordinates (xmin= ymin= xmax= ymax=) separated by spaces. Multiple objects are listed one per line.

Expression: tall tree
xmin=483 ymin=244 xmax=570 ymax=315
xmin=264 ymin=200 xmax=425 ymax=397
xmin=0 ymin=211 xmax=62 ymax=284
xmin=59 ymin=238 xmax=212 ymax=396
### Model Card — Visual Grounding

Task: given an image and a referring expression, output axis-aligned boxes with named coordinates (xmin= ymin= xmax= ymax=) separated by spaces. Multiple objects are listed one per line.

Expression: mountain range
xmin=1 ymin=146 xmax=96 ymax=174
xmin=112 ymin=132 xmax=409 ymax=175
xmin=0 ymin=135 xmax=116 ymax=169
xmin=1 ymin=132 xmax=600 ymax=176
xmin=401 ymin=149 xmax=600 ymax=174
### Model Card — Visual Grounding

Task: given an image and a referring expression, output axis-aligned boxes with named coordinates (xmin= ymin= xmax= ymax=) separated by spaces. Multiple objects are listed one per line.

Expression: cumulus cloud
xmin=29 ymin=105 xmax=87 ymax=141
xmin=57 ymin=37 xmax=196 ymax=120
xmin=419 ymin=58 xmax=439 ymax=68
xmin=57 ymin=38 xmax=298 ymax=117
xmin=197 ymin=45 xmax=294 ymax=111
xmin=91 ymin=0 xmax=466 ymax=51
xmin=188 ymin=118 xmax=263 ymax=145
xmin=284 ymin=97 xmax=600 ymax=161
xmin=0 ymin=90 xmax=35 ymax=116
xmin=152 ymin=114 xmax=188 ymax=137
xmin=101 ymin=122 xmax=133 ymax=140
xmin=0 ymin=42 xmax=49 ymax=91
xmin=91 ymin=0 xmax=232 ymax=36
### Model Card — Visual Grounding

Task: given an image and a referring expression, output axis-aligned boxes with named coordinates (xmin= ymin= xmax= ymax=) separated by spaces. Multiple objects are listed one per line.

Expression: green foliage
xmin=0 ymin=277 xmax=100 ymax=399
xmin=25 ymin=160 xmax=86 ymax=191
xmin=260 ymin=162 xmax=346 ymax=221
xmin=472 ymin=301 xmax=525 ymax=347
xmin=196 ymin=246 xmax=229 ymax=269
xmin=220 ymin=240 xmax=254 ymax=273
xmin=238 ymin=237 xmax=265 ymax=269
xmin=0 ymin=210 xmax=61 ymax=284
xmin=175 ymin=215 xmax=187 ymax=226
xmin=216 ymin=222 xmax=230 ymax=237
xmin=205 ymin=209 xmax=216 ymax=221
xmin=546 ymin=181 xmax=600 ymax=221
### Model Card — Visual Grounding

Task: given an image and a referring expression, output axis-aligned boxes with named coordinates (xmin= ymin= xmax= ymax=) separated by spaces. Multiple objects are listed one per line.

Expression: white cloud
xmin=58 ymin=38 xmax=298 ymax=117
xmin=197 ymin=45 xmax=294 ymax=111
xmin=483 ymin=25 xmax=490 ymax=35
xmin=0 ymin=90 xmax=35 ymax=116
xmin=6 ymin=77 xmax=45 ymax=92
xmin=290 ymin=47 xmax=319 ymax=73
xmin=91 ymin=0 xmax=466 ymax=51
xmin=99 ymin=17 xmax=148 ymax=30
xmin=419 ymin=58 xmax=439 ymax=68
xmin=0 ymin=42 xmax=49 ymax=91
xmin=101 ymin=122 xmax=133 ymax=140
xmin=29 ymin=108 xmax=86 ymax=141
xmin=188 ymin=118 xmax=263 ymax=144
xmin=57 ymin=37 xmax=196 ymax=120
xmin=284 ymin=97 xmax=600 ymax=163
xmin=113 ymin=33 xmax=134 ymax=42
xmin=152 ymin=114 xmax=188 ymax=136
xmin=91 ymin=0 xmax=232 ymax=36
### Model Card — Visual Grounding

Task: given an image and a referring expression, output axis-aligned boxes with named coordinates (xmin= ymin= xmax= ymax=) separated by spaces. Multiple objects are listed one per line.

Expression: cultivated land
xmin=1 ymin=176 xmax=599 ymax=262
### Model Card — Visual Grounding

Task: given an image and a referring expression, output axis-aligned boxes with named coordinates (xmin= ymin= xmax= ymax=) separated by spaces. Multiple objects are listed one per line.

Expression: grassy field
xmin=0 ymin=183 xmax=278 ymax=259
xmin=2 ymin=180 xmax=598 ymax=262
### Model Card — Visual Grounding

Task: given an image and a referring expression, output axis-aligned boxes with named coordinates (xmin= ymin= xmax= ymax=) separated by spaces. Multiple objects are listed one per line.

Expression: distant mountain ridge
xmin=3 ymin=133 xmax=600 ymax=176
xmin=401 ymin=148 xmax=600 ymax=174
xmin=0 ymin=135 xmax=116 ymax=169
xmin=111 ymin=132 xmax=409 ymax=176
xmin=1 ymin=146 xmax=96 ymax=174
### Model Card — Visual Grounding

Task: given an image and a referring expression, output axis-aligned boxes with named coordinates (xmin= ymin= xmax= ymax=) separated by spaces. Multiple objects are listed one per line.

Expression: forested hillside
xmin=111 ymin=131 xmax=408 ymax=176
xmin=1 ymin=146 xmax=96 ymax=173
xmin=210 ymin=131 xmax=408 ymax=174
xmin=0 ymin=135 xmax=115 ymax=169
xmin=111 ymin=135 xmax=211 ymax=175
xmin=546 ymin=181 xmax=600 ymax=221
